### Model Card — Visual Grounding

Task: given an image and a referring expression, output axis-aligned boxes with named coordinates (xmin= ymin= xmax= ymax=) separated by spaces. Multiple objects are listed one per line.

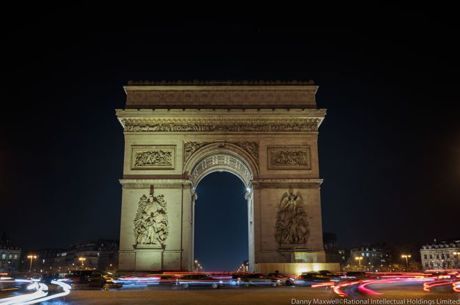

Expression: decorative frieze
xmin=275 ymin=189 xmax=309 ymax=246
xmin=131 ymin=145 xmax=176 ymax=170
xmin=267 ymin=145 xmax=311 ymax=170
xmin=120 ymin=118 xmax=322 ymax=133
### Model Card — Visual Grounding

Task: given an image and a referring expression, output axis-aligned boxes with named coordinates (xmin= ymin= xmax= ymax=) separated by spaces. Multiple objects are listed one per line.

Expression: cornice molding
xmin=126 ymin=80 xmax=316 ymax=86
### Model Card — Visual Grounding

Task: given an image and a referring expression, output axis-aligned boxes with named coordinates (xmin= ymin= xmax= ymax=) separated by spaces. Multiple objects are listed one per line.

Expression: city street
xmin=1 ymin=275 xmax=460 ymax=305
xmin=48 ymin=286 xmax=459 ymax=305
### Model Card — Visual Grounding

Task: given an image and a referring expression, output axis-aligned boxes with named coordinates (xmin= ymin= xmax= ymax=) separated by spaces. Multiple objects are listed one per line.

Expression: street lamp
xmin=355 ymin=256 xmax=363 ymax=269
xmin=78 ymin=257 xmax=86 ymax=269
xmin=27 ymin=254 xmax=37 ymax=272
xmin=401 ymin=254 xmax=412 ymax=270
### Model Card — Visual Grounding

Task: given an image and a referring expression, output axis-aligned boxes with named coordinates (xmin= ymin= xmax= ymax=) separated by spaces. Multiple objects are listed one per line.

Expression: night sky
xmin=195 ymin=173 xmax=248 ymax=271
xmin=1 ymin=4 xmax=459 ymax=268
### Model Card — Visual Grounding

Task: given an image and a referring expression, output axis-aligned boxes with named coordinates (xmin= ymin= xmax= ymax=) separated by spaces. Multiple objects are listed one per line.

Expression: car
xmin=267 ymin=272 xmax=295 ymax=286
xmin=152 ymin=274 xmax=179 ymax=286
xmin=293 ymin=272 xmax=332 ymax=287
xmin=232 ymin=273 xmax=279 ymax=287
xmin=113 ymin=274 xmax=162 ymax=287
xmin=342 ymin=271 xmax=367 ymax=280
xmin=176 ymin=274 xmax=223 ymax=289
xmin=317 ymin=270 xmax=344 ymax=282
xmin=64 ymin=270 xmax=122 ymax=290
xmin=0 ymin=274 xmax=16 ymax=292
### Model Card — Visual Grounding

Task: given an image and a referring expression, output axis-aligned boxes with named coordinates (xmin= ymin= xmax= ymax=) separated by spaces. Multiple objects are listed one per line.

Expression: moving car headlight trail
xmin=453 ymin=281 xmax=460 ymax=293
xmin=324 ymin=272 xmax=460 ymax=298
xmin=0 ymin=278 xmax=71 ymax=305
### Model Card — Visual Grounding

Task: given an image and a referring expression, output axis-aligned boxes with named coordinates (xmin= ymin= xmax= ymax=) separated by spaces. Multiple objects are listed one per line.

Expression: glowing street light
xmin=27 ymin=254 xmax=38 ymax=272
xmin=355 ymin=256 xmax=363 ymax=268
xmin=78 ymin=257 xmax=86 ymax=269
xmin=193 ymin=259 xmax=203 ymax=272
xmin=401 ymin=254 xmax=412 ymax=269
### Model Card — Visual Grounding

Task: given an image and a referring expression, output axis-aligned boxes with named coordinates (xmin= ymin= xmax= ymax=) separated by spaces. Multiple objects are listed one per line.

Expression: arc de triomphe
xmin=116 ymin=81 xmax=338 ymax=273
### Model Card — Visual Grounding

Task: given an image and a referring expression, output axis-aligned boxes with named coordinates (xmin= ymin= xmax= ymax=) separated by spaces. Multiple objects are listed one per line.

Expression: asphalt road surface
xmin=42 ymin=286 xmax=459 ymax=305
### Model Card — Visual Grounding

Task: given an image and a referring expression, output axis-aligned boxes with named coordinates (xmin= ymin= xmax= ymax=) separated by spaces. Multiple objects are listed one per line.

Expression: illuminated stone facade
xmin=116 ymin=81 xmax=328 ymax=271
xmin=420 ymin=240 xmax=460 ymax=270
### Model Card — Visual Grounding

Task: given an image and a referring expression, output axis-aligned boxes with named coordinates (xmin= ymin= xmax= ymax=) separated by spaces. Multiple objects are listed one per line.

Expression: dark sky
xmin=195 ymin=173 xmax=248 ymax=271
xmin=1 ymin=4 xmax=459 ymax=259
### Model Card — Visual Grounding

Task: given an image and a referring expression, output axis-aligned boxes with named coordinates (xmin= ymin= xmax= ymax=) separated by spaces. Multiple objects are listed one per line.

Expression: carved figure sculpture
xmin=275 ymin=188 xmax=310 ymax=246
xmin=134 ymin=193 xmax=168 ymax=248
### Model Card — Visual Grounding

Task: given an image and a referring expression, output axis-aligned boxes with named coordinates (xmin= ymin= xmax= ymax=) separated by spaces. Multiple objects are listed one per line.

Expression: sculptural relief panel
xmin=131 ymin=145 xmax=176 ymax=170
xmin=275 ymin=189 xmax=310 ymax=247
xmin=133 ymin=192 xmax=169 ymax=249
xmin=267 ymin=145 xmax=311 ymax=170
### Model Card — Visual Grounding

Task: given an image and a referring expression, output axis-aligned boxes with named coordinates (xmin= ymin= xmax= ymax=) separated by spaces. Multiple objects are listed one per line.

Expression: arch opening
xmin=189 ymin=152 xmax=255 ymax=271
xmin=194 ymin=172 xmax=248 ymax=271
xmin=189 ymin=153 xmax=253 ymax=188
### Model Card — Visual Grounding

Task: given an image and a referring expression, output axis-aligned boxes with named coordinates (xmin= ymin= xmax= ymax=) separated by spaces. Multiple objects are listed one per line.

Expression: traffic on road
xmin=0 ymin=269 xmax=459 ymax=304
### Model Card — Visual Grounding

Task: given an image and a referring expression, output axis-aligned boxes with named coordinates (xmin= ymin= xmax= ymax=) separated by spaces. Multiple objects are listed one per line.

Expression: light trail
xmin=331 ymin=275 xmax=438 ymax=298
xmin=423 ymin=280 xmax=451 ymax=292
xmin=311 ymin=281 xmax=335 ymax=288
xmin=19 ymin=280 xmax=71 ymax=305
xmin=332 ymin=280 xmax=360 ymax=298
xmin=453 ymin=281 xmax=460 ymax=293
xmin=0 ymin=278 xmax=71 ymax=305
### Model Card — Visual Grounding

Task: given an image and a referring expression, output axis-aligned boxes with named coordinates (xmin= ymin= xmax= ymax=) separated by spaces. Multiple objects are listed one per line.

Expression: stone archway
xmin=187 ymin=149 xmax=255 ymax=271
xmin=116 ymin=81 xmax=338 ymax=273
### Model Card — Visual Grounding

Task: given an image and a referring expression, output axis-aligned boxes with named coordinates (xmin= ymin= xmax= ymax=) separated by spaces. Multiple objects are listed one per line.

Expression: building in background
xmin=420 ymin=239 xmax=460 ymax=270
xmin=32 ymin=248 xmax=66 ymax=273
xmin=0 ymin=233 xmax=21 ymax=274
xmin=345 ymin=245 xmax=391 ymax=272
xmin=64 ymin=239 xmax=118 ymax=271
xmin=21 ymin=239 xmax=118 ymax=273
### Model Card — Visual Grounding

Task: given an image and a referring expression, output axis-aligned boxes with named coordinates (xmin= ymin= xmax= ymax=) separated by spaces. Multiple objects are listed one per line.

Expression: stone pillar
xmin=253 ymin=179 xmax=326 ymax=266
xmin=118 ymin=179 xmax=192 ymax=271
xmin=245 ymin=185 xmax=255 ymax=272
